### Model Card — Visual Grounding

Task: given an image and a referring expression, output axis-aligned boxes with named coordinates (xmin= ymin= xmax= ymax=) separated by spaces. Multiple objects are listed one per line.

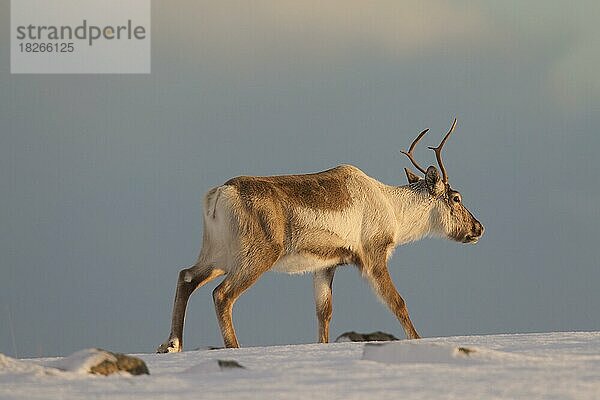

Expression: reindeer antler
xmin=400 ymin=128 xmax=430 ymax=174
xmin=428 ymin=118 xmax=457 ymax=184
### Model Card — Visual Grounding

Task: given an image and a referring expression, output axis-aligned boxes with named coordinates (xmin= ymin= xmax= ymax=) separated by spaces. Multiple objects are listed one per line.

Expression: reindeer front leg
xmin=360 ymin=253 xmax=420 ymax=339
xmin=313 ymin=267 xmax=336 ymax=343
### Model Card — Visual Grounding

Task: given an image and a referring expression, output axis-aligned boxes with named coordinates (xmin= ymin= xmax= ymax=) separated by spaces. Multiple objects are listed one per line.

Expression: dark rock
xmin=89 ymin=350 xmax=149 ymax=376
xmin=217 ymin=359 xmax=245 ymax=370
xmin=457 ymin=347 xmax=476 ymax=356
xmin=335 ymin=331 xmax=398 ymax=343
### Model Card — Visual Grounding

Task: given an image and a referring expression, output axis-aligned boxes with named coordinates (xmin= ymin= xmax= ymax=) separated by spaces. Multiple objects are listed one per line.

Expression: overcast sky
xmin=1 ymin=1 xmax=599 ymax=357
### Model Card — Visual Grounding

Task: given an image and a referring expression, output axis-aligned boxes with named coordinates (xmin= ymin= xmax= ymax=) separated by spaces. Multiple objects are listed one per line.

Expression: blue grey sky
xmin=1 ymin=1 xmax=599 ymax=357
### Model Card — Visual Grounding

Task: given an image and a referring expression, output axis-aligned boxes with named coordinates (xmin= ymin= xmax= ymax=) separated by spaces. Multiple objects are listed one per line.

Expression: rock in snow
xmin=181 ymin=359 xmax=246 ymax=374
xmin=47 ymin=348 xmax=149 ymax=376
xmin=335 ymin=331 xmax=398 ymax=342
xmin=217 ymin=359 xmax=245 ymax=370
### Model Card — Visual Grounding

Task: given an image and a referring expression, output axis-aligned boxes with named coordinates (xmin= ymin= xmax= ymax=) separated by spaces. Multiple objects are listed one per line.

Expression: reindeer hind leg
xmin=157 ymin=264 xmax=224 ymax=353
xmin=212 ymin=245 xmax=282 ymax=348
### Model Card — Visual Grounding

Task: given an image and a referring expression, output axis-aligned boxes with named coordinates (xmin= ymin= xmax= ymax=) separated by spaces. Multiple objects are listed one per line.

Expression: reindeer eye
xmin=452 ymin=195 xmax=461 ymax=203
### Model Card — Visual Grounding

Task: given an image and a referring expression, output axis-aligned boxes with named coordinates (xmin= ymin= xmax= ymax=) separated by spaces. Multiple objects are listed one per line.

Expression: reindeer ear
xmin=404 ymin=168 xmax=421 ymax=184
xmin=425 ymin=166 xmax=445 ymax=195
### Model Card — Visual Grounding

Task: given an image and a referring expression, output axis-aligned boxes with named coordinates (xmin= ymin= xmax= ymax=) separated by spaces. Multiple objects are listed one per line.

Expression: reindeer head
xmin=401 ymin=119 xmax=484 ymax=244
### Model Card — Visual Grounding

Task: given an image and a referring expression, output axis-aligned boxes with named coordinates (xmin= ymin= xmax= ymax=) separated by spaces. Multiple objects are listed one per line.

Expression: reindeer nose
xmin=464 ymin=221 xmax=484 ymax=244
xmin=474 ymin=221 xmax=484 ymax=238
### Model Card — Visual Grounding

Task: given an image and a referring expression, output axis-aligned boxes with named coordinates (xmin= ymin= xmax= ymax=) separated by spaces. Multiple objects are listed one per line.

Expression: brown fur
xmin=224 ymin=166 xmax=354 ymax=213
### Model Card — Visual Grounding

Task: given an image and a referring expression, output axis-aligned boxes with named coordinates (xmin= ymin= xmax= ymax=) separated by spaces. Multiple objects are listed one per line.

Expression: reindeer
xmin=157 ymin=118 xmax=484 ymax=352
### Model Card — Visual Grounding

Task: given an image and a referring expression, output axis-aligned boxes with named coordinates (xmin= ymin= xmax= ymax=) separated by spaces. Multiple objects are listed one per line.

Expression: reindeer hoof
xmin=156 ymin=338 xmax=181 ymax=353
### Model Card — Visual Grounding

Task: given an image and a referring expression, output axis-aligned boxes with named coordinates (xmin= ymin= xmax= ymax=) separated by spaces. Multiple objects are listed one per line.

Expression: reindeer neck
xmin=383 ymin=183 xmax=436 ymax=245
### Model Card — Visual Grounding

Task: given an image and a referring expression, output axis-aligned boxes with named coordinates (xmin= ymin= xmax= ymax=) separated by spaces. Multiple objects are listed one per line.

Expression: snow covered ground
xmin=1 ymin=332 xmax=599 ymax=399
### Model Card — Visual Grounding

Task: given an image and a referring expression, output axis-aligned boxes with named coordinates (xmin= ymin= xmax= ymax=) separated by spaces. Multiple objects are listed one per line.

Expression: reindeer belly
xmin=271 ymin=253 xmax=336 ymax=274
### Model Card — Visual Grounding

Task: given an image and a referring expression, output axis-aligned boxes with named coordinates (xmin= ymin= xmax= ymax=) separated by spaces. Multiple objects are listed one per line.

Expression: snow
xmin=1 ymin=332 xmax=599 ymax=399
xmin=363 ymin=342 xmax=482 ymax=365
xmin=0 ymin=354 xmax=48 ymax=376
